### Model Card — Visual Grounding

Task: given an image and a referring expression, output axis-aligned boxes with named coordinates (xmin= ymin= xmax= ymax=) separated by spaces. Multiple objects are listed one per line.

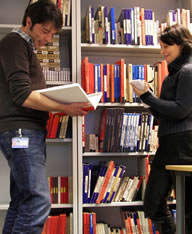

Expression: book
xmin=37 ymin=83 xmax=103 ymax=111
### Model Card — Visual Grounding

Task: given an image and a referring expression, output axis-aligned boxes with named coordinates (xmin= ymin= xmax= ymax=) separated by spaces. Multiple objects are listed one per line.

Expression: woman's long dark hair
xmin=159 ymin=24 xmax=192 ymax=56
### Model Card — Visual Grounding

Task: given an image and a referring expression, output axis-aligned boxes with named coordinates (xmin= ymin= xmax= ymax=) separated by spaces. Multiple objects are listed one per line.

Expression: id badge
xmin=12 ymin=137 xmax=29 ymax=148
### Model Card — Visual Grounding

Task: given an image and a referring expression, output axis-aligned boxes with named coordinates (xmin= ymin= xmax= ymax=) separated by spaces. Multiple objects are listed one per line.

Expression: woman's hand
xmin=131 ymin=81 xmax=150 ymax=98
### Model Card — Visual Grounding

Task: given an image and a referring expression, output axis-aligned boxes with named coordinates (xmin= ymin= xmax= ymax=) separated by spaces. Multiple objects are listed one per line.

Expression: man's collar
xmin=12 ymin=28 xmax=35 ymax=51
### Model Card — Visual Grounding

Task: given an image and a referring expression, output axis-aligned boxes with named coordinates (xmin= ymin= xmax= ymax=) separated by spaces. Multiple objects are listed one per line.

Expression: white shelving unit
xmin=76 ymin=0 xmax=185 ymax=232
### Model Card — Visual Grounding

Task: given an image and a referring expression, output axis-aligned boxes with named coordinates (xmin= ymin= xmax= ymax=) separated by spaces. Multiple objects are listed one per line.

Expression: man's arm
xmin=22 ymin=91 xmax=90 ymax=116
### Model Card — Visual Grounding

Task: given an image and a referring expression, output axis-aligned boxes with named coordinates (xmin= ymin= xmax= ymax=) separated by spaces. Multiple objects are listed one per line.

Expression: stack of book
xmin=83 ymin=161 xmax=145 ymax=204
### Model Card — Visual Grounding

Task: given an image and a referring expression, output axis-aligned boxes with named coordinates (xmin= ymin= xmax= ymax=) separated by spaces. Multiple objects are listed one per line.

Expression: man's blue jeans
xmin=0 ymin=129 xmax=51 ymax=234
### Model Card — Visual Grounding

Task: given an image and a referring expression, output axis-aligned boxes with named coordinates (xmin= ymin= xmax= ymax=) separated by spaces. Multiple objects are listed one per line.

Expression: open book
xmin=36 ymin=83 xmax=103 ymax=111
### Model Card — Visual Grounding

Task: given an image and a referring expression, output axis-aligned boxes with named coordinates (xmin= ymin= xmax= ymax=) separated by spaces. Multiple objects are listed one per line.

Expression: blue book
xmin=89 ymin=213 xmax=93 ymax=234
xmin=97 ymin=64 xmax=101 ymax=92
xmin=91 ymin=7 xmax=95 ymax=43
xmin=108 ymin=8 xmax=116 ymax=44
xmin=90 ymin=166 xmax=104 ymax=203
xmin=87 ymin=163 xmax=93 ymax=203
xmin=83 ymin=163 xmax=89 ymax=203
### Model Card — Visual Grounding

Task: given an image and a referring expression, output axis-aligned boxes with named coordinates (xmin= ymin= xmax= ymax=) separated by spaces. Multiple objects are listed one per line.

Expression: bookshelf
xmin=0 ymin=0 xmax=78 ymax=233
xmin=76 ymin=0 xmax=183 ymax=232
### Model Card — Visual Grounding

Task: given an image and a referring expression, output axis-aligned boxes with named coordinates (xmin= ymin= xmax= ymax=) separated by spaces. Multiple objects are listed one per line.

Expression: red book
xmin=60 ymin=177 xmax=64 ymax=203
xmin=47 ymin=112 xmax=54 ymax=138
xmin=81 ymin=57 xmax=89 ymax=93
xmin=63 ymin=177 xmax=69 ymax=203
xmin=98 ymin=109 xmax=107 ymax=152
xmin=58 ymin=214 xmax=66 ymax=234
xmin=46 ymin=216 xmax=59 ymax=234
xmin=83 ymin=213 xmax=89 ymax=234
xmin=49 ymin=113 xmax=61 ymax=138
xmin=50 ymin=176 xmax=54 ymax=204
xmin=115 ymin=59 xmax=125 ymax=103
xmin=96 ymin=160 xmax=115 ymax=203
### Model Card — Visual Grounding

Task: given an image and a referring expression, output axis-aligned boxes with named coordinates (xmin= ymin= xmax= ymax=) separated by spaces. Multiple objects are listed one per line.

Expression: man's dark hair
xmin=159 ymin=24 xmax=192 ymax=56
xmin=22 ymin=0 xmax=63 ymax=31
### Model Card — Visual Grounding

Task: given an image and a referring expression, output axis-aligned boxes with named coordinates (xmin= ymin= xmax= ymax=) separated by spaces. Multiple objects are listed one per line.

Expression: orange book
xmin=89 ymin=63 xmax=95 ymax=94
xmin=58 ymin=214 xmax=66 ymax=234
xmin=96 ymin=160 xmax=115 ymax=203
xmin=148 ymin=218 xmax=153 ymax=234
xmin=161 ymin=60 xmax=168 ymax=84
xmin=115 ymin=59 xmax=125 ymax=103
xmin=106 ymin=64 xmax=110 ymax=102
xmin=140 ymin=8 xmax=146 ymax=46
xmin=100 ymin=63 xmax=104 ymax=103
xmin=127 ymin=212 xmax=133 ymax=234
xmin=110 ymin=64 xmax=115 ymax=103
xmin=157 ymin=62 xmax=162 ymax=97
xmin=42 ymin=218 xmax=48 ymax=234
xmin=92 ymin=212 xmax=96 ymax=234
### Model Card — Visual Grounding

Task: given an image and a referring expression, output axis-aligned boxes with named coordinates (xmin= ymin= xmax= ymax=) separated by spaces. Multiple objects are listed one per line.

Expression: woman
xmin=131 ymin=24 xmax=192 ymax=234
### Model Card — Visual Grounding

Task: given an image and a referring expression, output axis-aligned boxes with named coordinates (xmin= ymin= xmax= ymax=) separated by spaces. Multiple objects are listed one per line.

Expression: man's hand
xmin=62 ymin=102 xmax=91 ymax=116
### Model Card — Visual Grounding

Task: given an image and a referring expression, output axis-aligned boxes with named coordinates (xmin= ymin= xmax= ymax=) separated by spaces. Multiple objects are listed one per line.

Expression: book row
xmin=48 ymin=176 xmax=72 ymax=204
xmin=46 ymin=112 xmax=72 ymax=139
xmin=81 ymin=57 xmax=169 ymax=104
xmin=42 ymin=213 xmax=72 ymax=234
xmin=83 ymin=212 xmax=126 ymax=234
xmin=97 ymin=110 xmax=158 ymax=153
xmin=31 ymin=0 xmax=71 ymax=27
xmin=83 ymin=160 xmax=144 ymax=204
xmin=43 ymin=67 xmax=71 ymax=82
xmin=84 ymin=5 xmax=191 ymax=46
xmin=83 ymin=209 xmax=176 ymax=234
xmin=121 ymin=210 xmax=159 ymax=234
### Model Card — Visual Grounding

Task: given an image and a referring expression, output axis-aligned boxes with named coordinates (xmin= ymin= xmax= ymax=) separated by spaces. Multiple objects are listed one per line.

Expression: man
xmin=0 ymin=0 xmax=89 ymax=233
